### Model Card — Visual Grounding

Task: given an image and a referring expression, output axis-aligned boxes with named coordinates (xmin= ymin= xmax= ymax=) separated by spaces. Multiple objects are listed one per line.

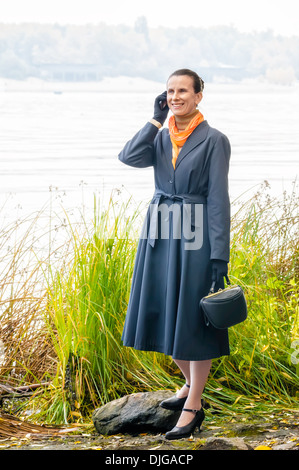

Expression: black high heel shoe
xmin=159 ymin=384 xmax=190 ymax=411
xmin=165 ymin=407 xmax=205 ymax=440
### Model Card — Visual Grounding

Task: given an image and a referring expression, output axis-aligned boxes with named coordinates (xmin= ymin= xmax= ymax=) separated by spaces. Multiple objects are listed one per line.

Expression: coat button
xmin=169 ymin=180 xmax=173 ymax=184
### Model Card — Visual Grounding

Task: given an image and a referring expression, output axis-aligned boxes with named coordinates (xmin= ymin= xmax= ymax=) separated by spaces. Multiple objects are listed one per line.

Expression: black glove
xmin=153 ymin=91 xmax=169 ymax=125
xmin=211 ymin=259 xmax=228 ymax=283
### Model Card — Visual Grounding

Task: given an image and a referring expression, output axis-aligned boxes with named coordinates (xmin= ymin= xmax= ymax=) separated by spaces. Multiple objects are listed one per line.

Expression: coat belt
xmin=147 ymin=190 xmax=207 ymax=247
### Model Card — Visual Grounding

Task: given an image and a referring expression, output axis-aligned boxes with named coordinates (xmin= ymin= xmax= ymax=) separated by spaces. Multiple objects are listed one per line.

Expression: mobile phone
xmin=159 ymin=100 xmax=167 ymax=110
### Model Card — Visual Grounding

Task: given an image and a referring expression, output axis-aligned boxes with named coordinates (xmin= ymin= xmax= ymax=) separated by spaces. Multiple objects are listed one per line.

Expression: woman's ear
xmin=196 ymin=92 xmax=203 ymax=106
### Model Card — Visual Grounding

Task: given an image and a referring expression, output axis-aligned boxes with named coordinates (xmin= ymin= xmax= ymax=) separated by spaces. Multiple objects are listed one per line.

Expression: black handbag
xmin=200 ymin=276 xmax=247 ymax=329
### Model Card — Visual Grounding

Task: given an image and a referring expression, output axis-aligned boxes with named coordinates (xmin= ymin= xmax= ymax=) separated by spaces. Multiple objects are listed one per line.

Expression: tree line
xmin=0 ymin=18 xmax=298 ymax=84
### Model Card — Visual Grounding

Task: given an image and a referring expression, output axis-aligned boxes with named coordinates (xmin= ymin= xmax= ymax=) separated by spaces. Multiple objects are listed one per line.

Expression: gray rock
xmin=92 ymin=390 xmax=180 ymax=435
xmin=201 ymin=436 xmax=252 ymax=451
xmin=272 ymin=441 xmax=298 ymax=451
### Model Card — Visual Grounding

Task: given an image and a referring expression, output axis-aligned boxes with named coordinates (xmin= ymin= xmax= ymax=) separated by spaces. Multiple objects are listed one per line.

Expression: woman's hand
xmin=153 ymin=91 xmax=169 ymax=125
xmin=211 ymin=259 xmax=228 ymax=283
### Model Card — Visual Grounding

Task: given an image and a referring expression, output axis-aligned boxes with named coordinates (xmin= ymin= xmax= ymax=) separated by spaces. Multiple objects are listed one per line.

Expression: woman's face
xmin=167 ymin=75 xmax=203 ymax=118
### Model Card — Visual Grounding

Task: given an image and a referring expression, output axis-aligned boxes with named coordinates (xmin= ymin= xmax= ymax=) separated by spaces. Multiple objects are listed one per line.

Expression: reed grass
xmin=211 ymin=182 xmax=299 ymax=413
xmin=0 ymin=183 xmax=298 ymax=423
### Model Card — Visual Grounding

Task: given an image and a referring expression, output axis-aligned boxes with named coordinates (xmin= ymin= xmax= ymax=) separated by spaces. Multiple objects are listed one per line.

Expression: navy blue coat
xmin=119 ymin=120 xmax=231 ymax=360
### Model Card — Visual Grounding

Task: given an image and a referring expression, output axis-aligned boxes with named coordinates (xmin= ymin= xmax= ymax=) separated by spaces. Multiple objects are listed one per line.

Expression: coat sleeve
xmin=207 ymin=133 xmax=231 ymax=262
xmin=118 ymin=122 xmax=159 ymax=168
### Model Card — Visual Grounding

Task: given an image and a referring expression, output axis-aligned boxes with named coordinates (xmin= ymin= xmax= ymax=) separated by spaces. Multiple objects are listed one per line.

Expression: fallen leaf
xmin=254 ymin=445 xmax=272 ymax=450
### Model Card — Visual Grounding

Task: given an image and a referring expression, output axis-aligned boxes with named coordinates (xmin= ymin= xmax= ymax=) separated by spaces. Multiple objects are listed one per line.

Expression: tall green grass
xmin=207 ymin=184 xmax=299 ymax=414
xmin=0 ymin=184 xmax=298 ymax=423
xmin=25 ymin=196 xmax=178 ymax=423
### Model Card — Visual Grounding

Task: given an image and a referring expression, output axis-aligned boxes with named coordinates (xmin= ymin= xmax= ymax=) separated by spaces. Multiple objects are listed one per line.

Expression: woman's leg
xmin=172 ymin=359 xmax=191 ymax=398
xmin=175 ymin=359 xmax=212 ymax=427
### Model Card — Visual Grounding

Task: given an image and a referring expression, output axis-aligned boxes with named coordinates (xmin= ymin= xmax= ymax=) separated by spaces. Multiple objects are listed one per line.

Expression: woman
xmin=118 ymin=69 xmax=231 ymax=440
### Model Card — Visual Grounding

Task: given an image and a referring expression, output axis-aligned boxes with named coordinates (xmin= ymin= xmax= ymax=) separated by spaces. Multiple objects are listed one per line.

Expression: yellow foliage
xmin=254 ymin=445 xmax=272 ymax=450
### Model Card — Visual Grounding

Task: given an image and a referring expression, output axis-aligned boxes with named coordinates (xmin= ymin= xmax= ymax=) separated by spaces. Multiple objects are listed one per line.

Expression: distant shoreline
xmin=1 ymin=76 xmax=299 ymax=94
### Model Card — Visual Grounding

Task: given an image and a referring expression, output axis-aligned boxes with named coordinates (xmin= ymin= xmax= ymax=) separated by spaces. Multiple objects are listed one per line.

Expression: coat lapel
xmin=175 ymin=121 xmax=209 ymax=170
xmin=161 ymin=129 xmax=175 ymax=174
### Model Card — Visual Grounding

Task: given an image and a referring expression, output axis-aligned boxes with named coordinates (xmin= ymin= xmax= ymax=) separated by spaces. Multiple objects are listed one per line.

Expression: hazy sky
xmin=1 ymin=0 xmax=298 ymax=36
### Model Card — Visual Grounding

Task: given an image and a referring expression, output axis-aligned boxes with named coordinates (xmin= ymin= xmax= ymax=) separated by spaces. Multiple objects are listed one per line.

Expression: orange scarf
xmin=169 ymin=111 xmax=204 ymax=169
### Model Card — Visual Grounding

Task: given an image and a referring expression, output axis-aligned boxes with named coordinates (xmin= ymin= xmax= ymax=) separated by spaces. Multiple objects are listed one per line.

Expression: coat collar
xmin=162 ymin=120 xmax=209 ymax=171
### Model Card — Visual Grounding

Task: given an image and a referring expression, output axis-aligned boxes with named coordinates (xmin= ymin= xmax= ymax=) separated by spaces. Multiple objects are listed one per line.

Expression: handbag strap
xmin=209 ymin=275 xmax=230 ymax=294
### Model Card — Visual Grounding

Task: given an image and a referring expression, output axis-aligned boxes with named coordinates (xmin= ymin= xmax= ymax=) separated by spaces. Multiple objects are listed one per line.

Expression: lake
xmin=0 ymin=77 xmax=298 ymax=226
